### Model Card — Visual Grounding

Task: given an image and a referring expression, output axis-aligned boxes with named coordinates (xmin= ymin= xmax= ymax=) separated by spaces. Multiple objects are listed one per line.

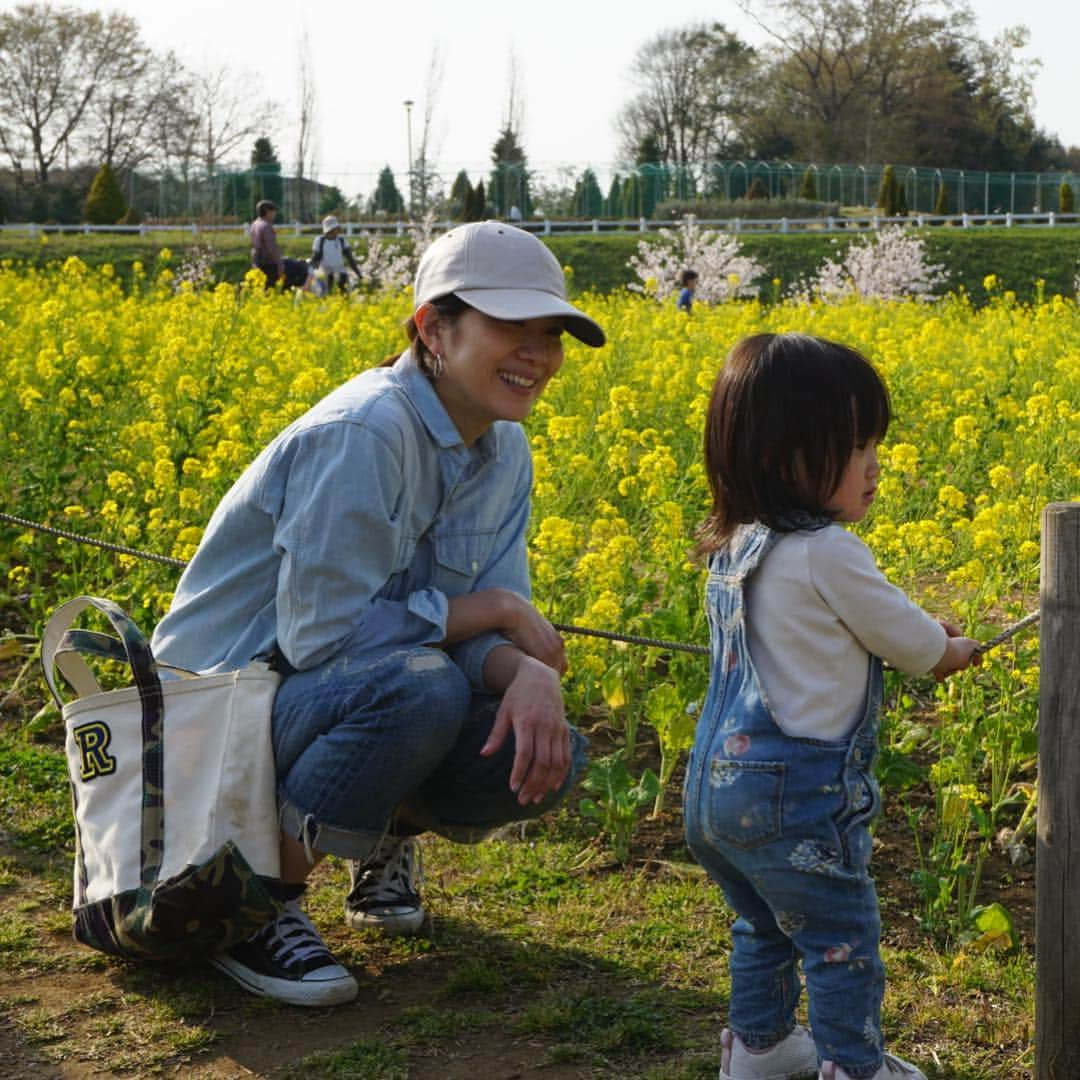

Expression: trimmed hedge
xmin=1 ymin=226 xmax=1077 ymax=302
xmin=545 ymin=230 xmax=1080 ymax=302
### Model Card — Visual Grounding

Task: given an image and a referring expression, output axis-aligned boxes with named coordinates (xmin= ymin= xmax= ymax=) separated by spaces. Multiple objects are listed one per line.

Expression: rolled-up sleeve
xmin=272 ymin=421 xmax=448 ymax=670
xmin=448 ymin=445 xmax=533 ymax=689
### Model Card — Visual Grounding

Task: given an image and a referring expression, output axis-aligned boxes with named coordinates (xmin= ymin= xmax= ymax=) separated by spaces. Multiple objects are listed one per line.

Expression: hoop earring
xmin=430 ymin=352 xmax=445 ymax=379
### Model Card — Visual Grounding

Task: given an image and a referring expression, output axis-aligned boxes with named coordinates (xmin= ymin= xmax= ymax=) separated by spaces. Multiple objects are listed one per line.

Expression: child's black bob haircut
xmin=697 ymin=332 xmax=891 ymax=555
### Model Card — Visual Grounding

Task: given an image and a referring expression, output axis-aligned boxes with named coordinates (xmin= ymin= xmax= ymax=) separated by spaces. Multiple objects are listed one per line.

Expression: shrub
xmin=799 ymin=168 xmax=818 ymax=201
xmin=655 ymin=197 xmax=840 ymax=221
xmin=746 ymin=176 xmax=770 ymax=200
xmin=877 ymin=165 xmax=900 ymax=217
xmin=84 ymin=163 xmax=127 ymax=224
xmin=1060 ymin=181 xmax=1075 ymax=214
xmin=934 ymin=183 xmax=951 ymax=217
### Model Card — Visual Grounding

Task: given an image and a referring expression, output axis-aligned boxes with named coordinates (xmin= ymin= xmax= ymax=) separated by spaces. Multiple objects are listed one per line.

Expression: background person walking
xmin=250 ymin=199 xmax=284 ymax=287
xmin=310 ymin=215 xmax=362 ymax=294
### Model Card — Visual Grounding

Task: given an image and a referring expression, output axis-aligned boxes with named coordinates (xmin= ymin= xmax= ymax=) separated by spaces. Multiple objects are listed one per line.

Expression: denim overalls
xmin=684 ymin=523 xmax=888 ymax=1078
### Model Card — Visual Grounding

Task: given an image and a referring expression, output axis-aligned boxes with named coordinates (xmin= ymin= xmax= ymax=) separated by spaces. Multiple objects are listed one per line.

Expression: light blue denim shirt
xmin=151 ymin=349 xmax=530 ymax=688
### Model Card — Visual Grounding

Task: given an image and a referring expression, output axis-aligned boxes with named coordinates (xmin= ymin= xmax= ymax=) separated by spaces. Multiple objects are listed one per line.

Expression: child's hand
xmin=931 ymin=627 xmax=982 ymax=681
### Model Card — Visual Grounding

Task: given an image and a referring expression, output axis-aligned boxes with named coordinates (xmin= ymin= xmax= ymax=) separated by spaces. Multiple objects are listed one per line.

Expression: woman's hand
xmin=496 ymin=589 xmax=567 ymax=675
xmin=480 ymin=654 xmax=570 ymax=805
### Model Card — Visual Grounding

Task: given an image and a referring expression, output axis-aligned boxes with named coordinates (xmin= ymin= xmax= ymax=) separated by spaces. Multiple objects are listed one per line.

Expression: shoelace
xmin=256 ymin=902 xmax=331 ymax=968
xmin=355 ymin=840 xmax=423 ymax=905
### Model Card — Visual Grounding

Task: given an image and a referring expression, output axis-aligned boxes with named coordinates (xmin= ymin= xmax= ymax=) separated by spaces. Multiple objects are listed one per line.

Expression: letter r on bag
xmin=73 ymin=721 xmax=117 ymax=781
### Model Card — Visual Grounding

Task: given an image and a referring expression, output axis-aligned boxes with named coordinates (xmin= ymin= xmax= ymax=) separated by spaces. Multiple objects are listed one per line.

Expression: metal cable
xmin=2 ymin=510 xmax=1039 ymax=657
xmin=1 ymin=511 xmax=187 ymax=568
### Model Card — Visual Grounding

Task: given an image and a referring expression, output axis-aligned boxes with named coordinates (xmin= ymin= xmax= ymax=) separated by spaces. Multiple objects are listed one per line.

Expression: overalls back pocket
xmin=705 ymin=758 xmax=785 ymax=849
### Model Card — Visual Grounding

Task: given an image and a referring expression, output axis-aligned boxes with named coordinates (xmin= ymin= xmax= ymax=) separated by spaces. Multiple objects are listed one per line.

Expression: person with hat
xmin=250 ymin=199 xmax=284 ymax=287
xmin=310 ymin=215 xmax=362 ymax=294
xmin=151 ymin=221 xmax=606 ymax=1007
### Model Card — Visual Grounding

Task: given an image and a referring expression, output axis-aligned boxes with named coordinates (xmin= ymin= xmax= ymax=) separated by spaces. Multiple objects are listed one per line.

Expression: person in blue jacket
xmin=152 ymin=221 xmax=605 ymax=1007
xmin=677 ymin=268 xmax=699 ymax=313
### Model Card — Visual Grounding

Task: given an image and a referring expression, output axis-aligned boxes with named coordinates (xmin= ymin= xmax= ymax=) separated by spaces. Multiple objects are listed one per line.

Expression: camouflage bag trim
xmin=44 ymin=597 xmax=282 ymax=961
xmin=73 ymin=841 xmax=282 ymax=960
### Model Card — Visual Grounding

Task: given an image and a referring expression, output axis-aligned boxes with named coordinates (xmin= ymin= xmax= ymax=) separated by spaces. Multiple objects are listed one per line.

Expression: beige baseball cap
xmin=413 ymin=220 xmax=605 ymax=347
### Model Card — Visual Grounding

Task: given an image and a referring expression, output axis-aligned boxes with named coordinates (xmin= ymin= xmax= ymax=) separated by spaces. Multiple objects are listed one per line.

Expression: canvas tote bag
xmin=42 ymin=596 xmax=284 ymax=959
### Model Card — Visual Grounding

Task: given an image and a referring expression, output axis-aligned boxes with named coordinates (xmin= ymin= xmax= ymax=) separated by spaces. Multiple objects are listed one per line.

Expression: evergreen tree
xmin=634 ymin=132 xmax=662 ymax=166
xmin=934 ymin=182 xmax=951 ymax=216
xmin=489 ymin=125 xmax=530 ymax=218
xmin=876 ymin=165 xmax=900 ymax=216
xmin=468 ymin=180 xmax=487 ymax=221
xmin=574 ymin=168 xmax=604 ymax=218
xmin=250 ymin=137 xmax=284 ymax=208
xmin=84 ymin=162 xmax=127 ymax=223
xmin=318 ymin=185 xmax=345 ymax=216
xmin=896 ymin=183 xmax=909 ymax=217
xmin=798 ymin=168 xmax=818 ymax=201
xmin=371 ymin=165 xmax=405 ymax=214
xmin=622 ymin=173 xmax=641 ymax=218
xmin=450 ymin=170 xmax=473 ymax=220
xmin=606 ymin=175 xmax=623 ymax=217
xmin=1059 ymin=180 xmax=1075 ymax=214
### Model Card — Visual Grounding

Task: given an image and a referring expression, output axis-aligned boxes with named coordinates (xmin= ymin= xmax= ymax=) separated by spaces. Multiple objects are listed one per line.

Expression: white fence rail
xmin=1 ymin=211 xmax=1079 ymax=240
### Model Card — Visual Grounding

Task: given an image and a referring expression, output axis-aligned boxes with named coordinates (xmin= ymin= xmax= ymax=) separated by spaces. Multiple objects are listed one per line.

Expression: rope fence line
xmin=1 ymin=510 xmax=1037 ymax=659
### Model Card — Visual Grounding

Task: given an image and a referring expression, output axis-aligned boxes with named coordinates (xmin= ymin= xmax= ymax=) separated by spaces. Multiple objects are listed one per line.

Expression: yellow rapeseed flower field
xmin=2 ymin=257 xmax=1077 ymax=926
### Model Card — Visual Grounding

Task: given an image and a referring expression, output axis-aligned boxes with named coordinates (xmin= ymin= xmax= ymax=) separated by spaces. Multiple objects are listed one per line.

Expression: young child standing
xmin=683 ymin=333 xmax=980 ymax=1080
xmin=677 ymin=268 xmax=699 ymax=313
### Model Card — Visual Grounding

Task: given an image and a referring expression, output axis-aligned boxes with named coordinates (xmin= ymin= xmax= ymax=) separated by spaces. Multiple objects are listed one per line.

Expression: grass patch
xmin=282 ymin=1038 xmax=410 ymax=1079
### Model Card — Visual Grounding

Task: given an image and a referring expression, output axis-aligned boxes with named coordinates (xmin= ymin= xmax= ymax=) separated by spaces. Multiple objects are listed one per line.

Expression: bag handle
xmin=42 ymin=596 xmax=167 ymax=889
xmin=55 ymin=629 xmax=199 ymax=683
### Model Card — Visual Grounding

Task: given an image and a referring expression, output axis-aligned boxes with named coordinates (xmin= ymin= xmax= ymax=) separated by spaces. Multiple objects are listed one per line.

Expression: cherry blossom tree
xmin=628 ymin=215 xmax=765 ymax=303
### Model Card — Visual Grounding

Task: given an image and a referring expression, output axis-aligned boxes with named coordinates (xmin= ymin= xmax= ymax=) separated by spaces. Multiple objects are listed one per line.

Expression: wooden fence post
xmin=1036 ymin=502 xmax=1080 ymax=1078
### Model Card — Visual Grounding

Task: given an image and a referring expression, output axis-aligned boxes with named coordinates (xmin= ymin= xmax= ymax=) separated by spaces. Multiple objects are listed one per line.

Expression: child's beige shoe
xmin=720 ymin=1024 xmax=819 ymax=1079
xmin=818 ymin=1053 xmax=927 ymax=1079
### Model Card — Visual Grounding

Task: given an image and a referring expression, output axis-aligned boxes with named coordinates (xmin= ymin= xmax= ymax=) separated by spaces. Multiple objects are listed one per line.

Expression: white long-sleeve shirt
xmin=746 ymin=525 xmax=947 ymax=740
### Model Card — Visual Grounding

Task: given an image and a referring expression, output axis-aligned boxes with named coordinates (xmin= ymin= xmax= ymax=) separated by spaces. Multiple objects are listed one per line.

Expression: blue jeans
xmin=272 ymin=646 xmax=587 ymax=861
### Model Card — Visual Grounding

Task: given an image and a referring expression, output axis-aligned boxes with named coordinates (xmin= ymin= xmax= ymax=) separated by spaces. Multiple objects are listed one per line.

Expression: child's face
xmin=827 ymin=440 xmax=881 ymax=522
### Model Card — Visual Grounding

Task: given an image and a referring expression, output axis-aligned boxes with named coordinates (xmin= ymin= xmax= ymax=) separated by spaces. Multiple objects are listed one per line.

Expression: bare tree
xmin=0 ymin=3 xmax=144 ymax=186
xmin=193 ymin=63 xmax=273 ymax=176
xmin=411 ymin=43 xmax=446 ymax=217
xmin=617 ymin=23 xmax=760 ymax=173
xmin=735 ymin=0 xmax=987 ymax=162
xmin=83 ymin=50 xmax=194 ymax=177
xmin=294 ymin=29 xmax=318 ymax=220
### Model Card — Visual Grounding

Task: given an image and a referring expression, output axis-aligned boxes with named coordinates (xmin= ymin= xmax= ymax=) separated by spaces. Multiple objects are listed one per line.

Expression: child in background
xmin=677 ymin=268 xmax=699 ymax=313
xmin=683 ymin=333 xmax=980 ymax=1080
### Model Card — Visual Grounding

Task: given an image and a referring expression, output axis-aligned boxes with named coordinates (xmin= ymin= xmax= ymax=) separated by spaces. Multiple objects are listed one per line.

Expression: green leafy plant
xmin=579 ymin=753 xmax=660 ymax=864
xmin=643 ymin=682 xmax=696 ymax=816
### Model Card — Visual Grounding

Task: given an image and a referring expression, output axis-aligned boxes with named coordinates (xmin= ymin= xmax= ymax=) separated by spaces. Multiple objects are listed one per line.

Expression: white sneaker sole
xmin=209 ymin=954 xmax=358 ymax=1007
xmin=344 ymin=906 xmax=425 ymax=936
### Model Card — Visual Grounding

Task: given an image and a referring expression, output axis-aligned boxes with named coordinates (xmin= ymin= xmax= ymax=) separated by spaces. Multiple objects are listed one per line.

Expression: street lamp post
xmin=403 ymin=99 xmax=414 ymax=217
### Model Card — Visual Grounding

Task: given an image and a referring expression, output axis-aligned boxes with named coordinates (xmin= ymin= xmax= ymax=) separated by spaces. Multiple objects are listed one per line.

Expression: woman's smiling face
xmin=419 ymin=304 xmax=565 ymax=444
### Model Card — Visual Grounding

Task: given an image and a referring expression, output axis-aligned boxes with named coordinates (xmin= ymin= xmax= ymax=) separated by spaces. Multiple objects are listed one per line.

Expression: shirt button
xmin=472 ymin=560 xmax=479 ymax=572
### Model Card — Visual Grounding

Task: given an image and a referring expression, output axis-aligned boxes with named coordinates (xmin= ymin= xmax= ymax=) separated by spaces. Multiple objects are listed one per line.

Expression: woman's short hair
xmin=697 ymin=332 xmax=891 ymax=553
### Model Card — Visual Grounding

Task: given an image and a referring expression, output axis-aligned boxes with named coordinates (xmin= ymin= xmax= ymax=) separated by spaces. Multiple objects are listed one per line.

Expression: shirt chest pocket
xmin=432 ymin=528 xmax=497 ymax=588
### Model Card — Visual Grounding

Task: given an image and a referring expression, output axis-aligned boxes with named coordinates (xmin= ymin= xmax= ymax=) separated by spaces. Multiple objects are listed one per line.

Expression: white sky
xmin=9 ymin=0 xmax=1078 ymax=198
